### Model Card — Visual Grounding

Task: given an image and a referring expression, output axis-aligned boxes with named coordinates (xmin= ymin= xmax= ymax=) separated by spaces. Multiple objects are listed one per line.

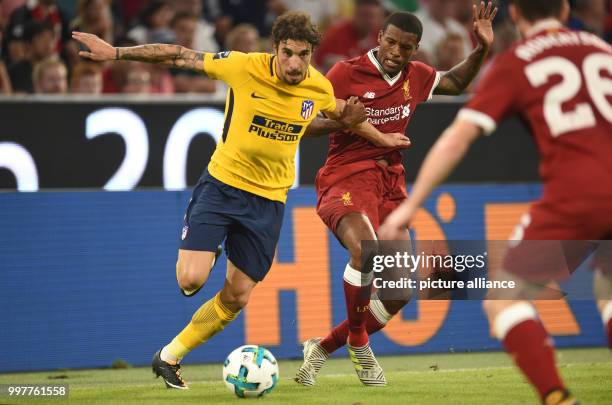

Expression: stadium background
xmin=0 ymin=99 xmax=607 ymax=373
xmin=1 ymin=0 xmax=611 ymax=373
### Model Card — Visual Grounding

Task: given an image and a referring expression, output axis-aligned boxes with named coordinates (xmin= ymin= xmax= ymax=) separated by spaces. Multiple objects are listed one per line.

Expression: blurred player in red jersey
xmin=295 ymin=2 xmax=497 ymax=387
xmin=380 ymin=0 xmax=612 ymax=403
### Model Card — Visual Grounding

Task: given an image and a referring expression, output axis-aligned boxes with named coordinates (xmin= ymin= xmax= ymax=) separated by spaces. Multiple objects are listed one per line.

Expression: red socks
xmin=320 ymin=297 xmax=393 ymax=354
xmin=320 ymin=319 xmax=349 ymax=353
xmin=495 ymin=303 xmax=565 ymax=400
xmin=342 ymin=263 xmax=374 ymax=347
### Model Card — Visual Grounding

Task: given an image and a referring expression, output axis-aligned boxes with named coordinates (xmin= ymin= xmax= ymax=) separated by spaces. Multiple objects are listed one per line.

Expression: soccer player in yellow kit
xmin=73 ymin=12 xmax=410 ymax=389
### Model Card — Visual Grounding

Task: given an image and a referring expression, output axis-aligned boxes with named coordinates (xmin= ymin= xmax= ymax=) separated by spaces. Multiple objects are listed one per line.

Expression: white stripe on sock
xmin=343 ymin=263 xmax=373 ymax=286
xmin=602 ymin=302 xmax=612 ymax=325
xmin=160 ymin=345 xmax=179 ymax=363
xmin=493 ymin=302 xmax=538 ymax=340
xmin=369 ymin=298 xmax=392 ymax=325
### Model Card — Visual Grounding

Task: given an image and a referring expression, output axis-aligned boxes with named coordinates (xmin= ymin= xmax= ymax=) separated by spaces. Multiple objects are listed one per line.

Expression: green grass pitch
xmin=0 ymin=348 xmax=610 ymax=404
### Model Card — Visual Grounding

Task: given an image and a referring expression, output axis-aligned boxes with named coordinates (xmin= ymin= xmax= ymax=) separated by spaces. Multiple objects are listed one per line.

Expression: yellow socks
xmin=164 ymin=292 xmax=240 ymax=362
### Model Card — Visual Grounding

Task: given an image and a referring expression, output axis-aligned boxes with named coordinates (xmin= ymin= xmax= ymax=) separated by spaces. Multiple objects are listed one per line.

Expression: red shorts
xmin=504 ymin=198 xmax=612 ymax=279
xmin=315 ymin=160 xmax=408 ymax=236
xmin=517 ymin=199 xmax=612 ymax=241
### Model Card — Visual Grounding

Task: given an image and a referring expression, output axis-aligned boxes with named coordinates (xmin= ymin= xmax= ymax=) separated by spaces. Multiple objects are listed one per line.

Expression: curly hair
xmin=271 ymin=12 xmax=321 ymax=49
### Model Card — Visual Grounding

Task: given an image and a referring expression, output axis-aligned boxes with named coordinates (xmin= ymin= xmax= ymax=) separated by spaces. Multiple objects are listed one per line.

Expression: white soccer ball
xmin=222 ymin=345 xmax=279 ymax=398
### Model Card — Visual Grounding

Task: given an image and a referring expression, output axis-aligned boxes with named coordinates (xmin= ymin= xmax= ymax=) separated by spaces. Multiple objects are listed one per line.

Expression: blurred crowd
xmin=0 ymin=0 xmax=610 ymax=96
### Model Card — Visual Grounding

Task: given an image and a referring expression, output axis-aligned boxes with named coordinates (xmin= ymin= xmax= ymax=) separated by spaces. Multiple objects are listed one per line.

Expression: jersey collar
xmin=269 ymin=55 xmax=276 ymax=77
xmin=367 ymin=48 xmax=402 ymax=86
xmin=526 ymin=19 xmax=563 ymax=38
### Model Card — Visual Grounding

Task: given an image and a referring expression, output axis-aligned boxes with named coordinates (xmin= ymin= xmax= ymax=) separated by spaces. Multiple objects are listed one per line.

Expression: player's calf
xmin=336 ymin=213 xmax=379 ymax=346
xmin=317 ymin=293 xmax=407 ymax=355
xmin=486 ymin=300 xmax=568 ymax=402
xmin=343 ymin=263 xmax=374 ymax=347
xmin=219 ymin=284 xmax=251 ymax=312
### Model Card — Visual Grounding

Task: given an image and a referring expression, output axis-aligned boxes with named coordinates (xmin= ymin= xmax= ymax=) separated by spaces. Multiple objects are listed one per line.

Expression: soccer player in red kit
xmin=380 ymin=0 xmax=612 ymax=403
xmin=295 ymin=3 xmax=497 ymax=387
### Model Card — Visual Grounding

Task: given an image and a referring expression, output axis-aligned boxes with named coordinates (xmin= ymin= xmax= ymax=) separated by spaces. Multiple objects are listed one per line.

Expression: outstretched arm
xmin=117 ymin=44 xmax=204 ymax=71
xmin=434 ymin=1 xmax=497 ymax=96
xmin=378 ymin=119 xmax=481 ymax=240
xmin=308 ymin=115 xmax=412 ymax=149
xmin=72 ymin=31 xmax=206 ymax=72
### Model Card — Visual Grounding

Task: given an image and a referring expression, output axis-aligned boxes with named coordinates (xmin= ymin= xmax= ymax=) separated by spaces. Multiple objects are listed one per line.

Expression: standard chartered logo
xmin=366 ymin=104 xmax=411 ymax=125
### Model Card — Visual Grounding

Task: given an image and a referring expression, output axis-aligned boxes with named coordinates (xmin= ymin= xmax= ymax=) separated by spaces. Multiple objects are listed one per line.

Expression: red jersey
xmin=323 ymin=49 xmax=440 ymax=168
xmin=459 ymin=21 xmax=612 ymax=205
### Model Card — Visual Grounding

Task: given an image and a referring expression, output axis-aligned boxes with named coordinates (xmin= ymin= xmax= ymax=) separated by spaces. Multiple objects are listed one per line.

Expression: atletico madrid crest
xmin=301 ymin=100 xmax=314 ymax=120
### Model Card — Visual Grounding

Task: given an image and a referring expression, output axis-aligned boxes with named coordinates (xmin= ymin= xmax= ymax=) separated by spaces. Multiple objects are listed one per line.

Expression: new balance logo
xmin=363 ymin=91 xmax=376 ymax=99
xmin=251 ymin=92 xmax=266 ymax=99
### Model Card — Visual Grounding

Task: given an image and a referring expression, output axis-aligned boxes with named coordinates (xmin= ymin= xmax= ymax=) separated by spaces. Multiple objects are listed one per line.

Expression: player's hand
xmin=472 ymin=1 xmax=497 ymax=49
xmin=72 ymin=31 xmax=116 ymax=62
xmin=374 ymin=132 xmax=411 ymax=149
xmin=340 ymin=96 xmax=367 ymax=128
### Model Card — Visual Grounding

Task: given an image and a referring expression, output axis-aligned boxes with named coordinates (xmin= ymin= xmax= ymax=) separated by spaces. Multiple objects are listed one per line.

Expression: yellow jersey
xmin=203 ymin=51 xmax=336 ymax=203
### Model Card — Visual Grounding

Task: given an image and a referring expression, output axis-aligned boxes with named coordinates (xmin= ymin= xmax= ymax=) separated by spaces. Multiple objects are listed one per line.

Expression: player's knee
xmin=177 ymin=276 xmax=203 ymax=293
xmin=349 ymin=240 xmax=379 ymax=270
xmin=176 ymin=261 xmax=208 ymax=292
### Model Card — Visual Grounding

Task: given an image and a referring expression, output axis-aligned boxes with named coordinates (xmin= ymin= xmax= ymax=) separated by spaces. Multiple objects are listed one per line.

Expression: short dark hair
xmin=271 ymin=12 xmax=321 ymax=49
xmin=383 ymin=12 xmax=423 ymax=42
xmin=510 ymin=0 xmax=564 ymax=22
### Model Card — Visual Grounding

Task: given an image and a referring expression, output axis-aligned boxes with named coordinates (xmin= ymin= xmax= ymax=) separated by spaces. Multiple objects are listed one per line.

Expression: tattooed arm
xmin=72 ymin=31 xmax=205 ymax=72
xmin=433 ymin=1 xmax=497 ymax=96
xmin=117 ymin=44 xmax=204 ymax=71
